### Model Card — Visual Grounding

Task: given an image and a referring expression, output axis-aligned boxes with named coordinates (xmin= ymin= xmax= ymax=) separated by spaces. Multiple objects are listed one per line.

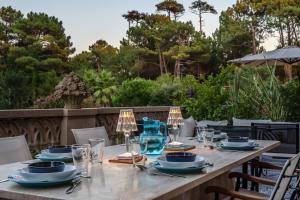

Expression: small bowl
xmin=166 ymin=152 xmax=196 ymax=162
xmin=28 ymin=161 xmax=65 ymax=173
xmin=48 ymin=145 xmax=71 ymax=153
xmin=228 ymin=137 xmax=249 ymax=143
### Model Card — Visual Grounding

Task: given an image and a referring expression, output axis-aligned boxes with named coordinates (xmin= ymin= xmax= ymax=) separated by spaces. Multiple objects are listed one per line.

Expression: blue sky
xmin=1 ymin=0 xmax=275 ymax=53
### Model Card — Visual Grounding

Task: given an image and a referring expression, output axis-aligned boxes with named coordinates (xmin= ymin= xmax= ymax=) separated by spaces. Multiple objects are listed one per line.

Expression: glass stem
xmin=124 ymin=132 xmax=130 ymax=152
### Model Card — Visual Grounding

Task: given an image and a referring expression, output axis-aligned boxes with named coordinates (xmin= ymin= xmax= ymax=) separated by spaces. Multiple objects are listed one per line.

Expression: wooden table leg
xmin=242 ymin=162 xmax=248 ymax=189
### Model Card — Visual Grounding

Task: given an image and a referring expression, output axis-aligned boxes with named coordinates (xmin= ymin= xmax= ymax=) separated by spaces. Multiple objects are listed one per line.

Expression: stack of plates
xmin=8 ymin=165 xmax=79 ymax=187
xmin=36 ymin=149 xmax=73 ymax=162
xmin=213 ymin=132 xmax=227 ymax=141
xmin=154 ymin=155 xmax=207 ymax=174
xmin=220 ymin=140 xmax=259 ymax=150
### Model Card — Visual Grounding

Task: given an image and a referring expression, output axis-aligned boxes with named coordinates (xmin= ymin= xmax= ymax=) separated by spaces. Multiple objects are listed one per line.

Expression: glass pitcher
xmin=139 ymin=117 xmax=168 ymax=155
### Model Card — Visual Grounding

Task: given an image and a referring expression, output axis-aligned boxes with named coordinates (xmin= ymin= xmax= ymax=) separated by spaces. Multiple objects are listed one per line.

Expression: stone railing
xmin=0 ymin=107 xmax=170 ymax=149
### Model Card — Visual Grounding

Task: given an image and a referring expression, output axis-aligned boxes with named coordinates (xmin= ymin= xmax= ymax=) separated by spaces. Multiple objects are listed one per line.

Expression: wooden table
xmin=0 ymin=139 xmax=280 ymax=200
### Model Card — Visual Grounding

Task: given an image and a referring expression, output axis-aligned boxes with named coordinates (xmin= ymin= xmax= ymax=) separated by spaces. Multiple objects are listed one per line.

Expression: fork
xmin=0 ymin=179 xmax=9 ymax=183
xmin=65 ymin=179 xmax=81 ymax=194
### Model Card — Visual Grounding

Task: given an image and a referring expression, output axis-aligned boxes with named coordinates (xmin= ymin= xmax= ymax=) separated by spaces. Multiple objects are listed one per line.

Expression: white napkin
xmin=117 ymin=152 xmax=133 ymax=160
xmin=168 ymin=141 xmax=183 ymax=146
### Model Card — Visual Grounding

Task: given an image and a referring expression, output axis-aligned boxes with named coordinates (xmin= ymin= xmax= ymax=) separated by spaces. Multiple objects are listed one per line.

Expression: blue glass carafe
xmin=140 ymin=117 xmax=168 ymax=155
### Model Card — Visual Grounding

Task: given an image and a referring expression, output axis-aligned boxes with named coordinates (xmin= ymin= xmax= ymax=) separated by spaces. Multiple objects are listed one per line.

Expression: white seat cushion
xmin=72 ymin=127 xmax=111 ymax=146
xmin=196 ymin=120 xmax=228 ymax=127
xmin=180 ymin=116 xmax=196 ymax=137
xmin=232 ymin=117 xmax=272 ymax=127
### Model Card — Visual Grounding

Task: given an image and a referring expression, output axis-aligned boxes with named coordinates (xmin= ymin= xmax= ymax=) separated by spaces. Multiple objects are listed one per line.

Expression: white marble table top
xmin=0 ymin=139 xmax=280 ymax=200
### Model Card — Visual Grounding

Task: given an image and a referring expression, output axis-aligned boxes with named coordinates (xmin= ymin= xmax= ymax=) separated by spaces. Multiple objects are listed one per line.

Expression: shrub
xmin=149 ymin=74 xmax=180 ymax=106
xmin=227 ymin=66 xmax=286 ymax=121
xmin=0 ymin=69 xmax=33 ymax=109
xmin=83 ymin=69 xmax=117 ymax=106
xmin=176 ymin=66 xmax=234 ymax=120
xmin=112 ymin=78 xmax=156 ymax=106
xmin=281 ymin=78 xmax=300 ymax=122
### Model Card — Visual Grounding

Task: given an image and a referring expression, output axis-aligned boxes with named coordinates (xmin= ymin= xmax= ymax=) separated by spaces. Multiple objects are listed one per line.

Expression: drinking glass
xmin=203 ymin=128 xmax=214 ymax=148
xmin=88 ymin=138 xmax=105 ymax=164
xmin=197 ymin=126 xmax=206 ymax=142
xmin=139 ymin=137 xmax=149 ymax=155
xmin=168 ymin=127 xmax=180 ymax=142
xmin=72 ymin=144 xmax=90 ymax=175
xmin=130 ymin=140 xmax=144 ymax=167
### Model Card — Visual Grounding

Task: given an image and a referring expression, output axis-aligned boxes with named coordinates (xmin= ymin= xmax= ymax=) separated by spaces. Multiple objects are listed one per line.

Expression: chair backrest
xmin=233 ymin=117 xmax=272 ymax=127
xmin=269 ymin=153 xmax=300 ymax=200
xmin=251 ymin=122 xmax=300 ymax=153
xmin=72 ymin=126 xmax=111 ymax=146
xmin=0 ymin=135 xmax=32 ymax=165
xmin=207 ymin=125 xmax=251 ymax=138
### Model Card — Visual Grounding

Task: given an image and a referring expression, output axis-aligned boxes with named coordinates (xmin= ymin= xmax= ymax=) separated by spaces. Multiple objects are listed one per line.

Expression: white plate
xmin=17 ymin=165 xmax=77 ymax=181
xmin=157 ymin=155 xmax=205 ymax=169
xmin=41 ymin=149 xmax=72 ymax=158
xmin=221 ymin=140 xmax=255 ymax=147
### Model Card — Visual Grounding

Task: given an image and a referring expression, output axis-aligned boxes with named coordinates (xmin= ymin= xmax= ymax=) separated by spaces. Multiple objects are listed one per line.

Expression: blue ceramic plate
xmin=8 ymin=173 xmax=79 ymax=188
xmin=219 ymin=143 xmax=259 ymax=151
xmin=18 ymin=165 xmax=77 ymax=181
xmin=35 ymin=154 xmax=73 ymax=162
xmin=153 ymin=162 xmax=207 ymax=174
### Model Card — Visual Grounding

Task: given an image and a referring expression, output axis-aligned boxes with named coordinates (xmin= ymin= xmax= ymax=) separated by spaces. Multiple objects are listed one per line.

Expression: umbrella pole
xmin=284 ymin=63 xmax=292 ymax=81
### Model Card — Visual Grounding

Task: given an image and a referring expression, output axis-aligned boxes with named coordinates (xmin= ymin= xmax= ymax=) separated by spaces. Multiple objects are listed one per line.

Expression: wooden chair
xmin=206 ymin=153 xmax=300 ymax=200
xmin=0 ymin=135 xmax=32 ymax=165
xmin=72 ymin=126 xmax=111 ymax=146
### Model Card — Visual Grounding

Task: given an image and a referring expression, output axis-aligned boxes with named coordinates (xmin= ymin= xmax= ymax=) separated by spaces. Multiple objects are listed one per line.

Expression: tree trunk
xmin=174 ymin=59 xmax=182 ymax=77
xmin=287 ymin=17 xmax=292 ymax=46
xmin=284 ymin=63 xmax=292 ymax=81
xmin=158 ymin=50 xmax=163 ymax=75
xmin=251 ymin=24 xmax=257 ymax=54
xmin=278 ymin=18 xmax=285 ymax=47
xmin=162 ymin=55 xmax=168 ymax=73
xmin=199 ymin=12 xmax=202 ymax=33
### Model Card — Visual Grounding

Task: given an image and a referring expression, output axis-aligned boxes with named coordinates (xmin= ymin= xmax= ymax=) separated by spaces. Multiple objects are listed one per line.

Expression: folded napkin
xmin=117 ymin=152 xmax=132 ymax=160
xmin=168 ymin=141 xmax=183 ymax=147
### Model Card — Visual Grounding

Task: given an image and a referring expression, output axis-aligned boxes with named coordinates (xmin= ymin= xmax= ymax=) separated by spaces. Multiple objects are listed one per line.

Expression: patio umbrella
xmin=229 ymin=46 xmax=300 ymax=79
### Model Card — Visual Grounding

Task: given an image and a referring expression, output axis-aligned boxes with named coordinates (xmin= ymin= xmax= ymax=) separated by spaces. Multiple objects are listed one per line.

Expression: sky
xmin=1 ymin=0 xmax=277 ymax=54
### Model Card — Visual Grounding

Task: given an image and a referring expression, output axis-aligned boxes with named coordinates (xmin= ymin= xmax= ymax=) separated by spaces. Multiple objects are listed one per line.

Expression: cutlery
xmin=135 ymin=164 xmax=186 ymax=178
xmin=0 ymin=179 xmax=9 ymax=183
xmin=66 ymin=179 xmax=81 ymax=194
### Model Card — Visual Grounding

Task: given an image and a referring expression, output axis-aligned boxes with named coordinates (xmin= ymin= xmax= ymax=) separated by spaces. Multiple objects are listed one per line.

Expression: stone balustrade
xmin=0 ymin=107 xmax=170 ymax=150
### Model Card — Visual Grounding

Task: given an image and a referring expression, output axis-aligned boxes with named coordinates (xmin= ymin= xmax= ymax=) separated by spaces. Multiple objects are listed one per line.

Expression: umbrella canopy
xmin=229 ymin=46 xmax=300 ymax=66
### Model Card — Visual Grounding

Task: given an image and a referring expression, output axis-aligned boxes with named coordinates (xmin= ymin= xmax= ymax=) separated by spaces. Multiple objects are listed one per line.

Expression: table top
xmin=0 ymin=139 xmax=280 ymax=200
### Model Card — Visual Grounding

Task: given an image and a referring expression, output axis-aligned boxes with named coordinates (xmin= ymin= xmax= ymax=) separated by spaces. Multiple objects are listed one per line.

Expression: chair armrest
xmin=206 ymin=186 xmax=267 ymax=200
xmin=251 ymin=160 xmax=282 ymax=171
xmin=229 ymin=172 xmax=276 ymax=186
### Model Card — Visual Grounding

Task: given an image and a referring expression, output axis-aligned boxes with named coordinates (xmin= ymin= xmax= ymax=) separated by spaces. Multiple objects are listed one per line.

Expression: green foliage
xmin=149 ymin=74 xmax=180 ymax=106
xmin=177 ymin=66 xmax=234 ymax=120
xmin=227 ymin=66 xmax=286 ymax=120
xmin=0 ymin=69 xmax=33 ymax=108
xmin=112 ymin=78 xmax=156 ymax=106
xmin=83 ymin=69 xmax=117 ymax=106
xmin=281 ymin=79 xmax=300 ymax=122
